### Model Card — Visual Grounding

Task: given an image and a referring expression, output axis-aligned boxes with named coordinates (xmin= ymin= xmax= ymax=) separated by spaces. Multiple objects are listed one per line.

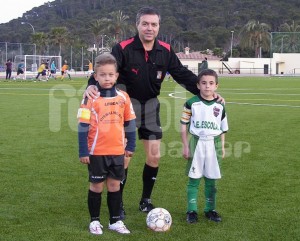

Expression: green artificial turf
xmin=0 ymin=76 xmax=299 ymax=241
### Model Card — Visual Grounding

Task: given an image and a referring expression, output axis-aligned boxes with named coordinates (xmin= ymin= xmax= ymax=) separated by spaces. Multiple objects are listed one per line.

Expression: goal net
xmin=14 ymin=55 xmax=62 ymax=79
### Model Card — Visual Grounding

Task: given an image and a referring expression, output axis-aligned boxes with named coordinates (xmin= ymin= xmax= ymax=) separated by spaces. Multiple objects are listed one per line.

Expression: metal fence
xmin=271 ymin=32 xmax=300 ymax=56
xmin=0 ymin=42 xmax=111 ymax=72
xmin=188 ymin=67 xmax=270 ymax=76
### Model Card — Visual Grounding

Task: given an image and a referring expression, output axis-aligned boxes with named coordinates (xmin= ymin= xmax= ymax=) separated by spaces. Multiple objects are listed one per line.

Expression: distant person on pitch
xmin=60 ymin=60 xmax=71 ymax=80
xmin=35 ymin=62 xmax=47 ymax=81
xmin=49 ymin=60 xmax=57 ymax=79
xmin=199 ymin=57 xmax=208 ymax=73
xmin=86 ymin=60 xmax=94 ymax=78
xmin=5 ymin=59 xmax=12 ymax=80
xmin=15 ymin=60 xmax=25 ymax=80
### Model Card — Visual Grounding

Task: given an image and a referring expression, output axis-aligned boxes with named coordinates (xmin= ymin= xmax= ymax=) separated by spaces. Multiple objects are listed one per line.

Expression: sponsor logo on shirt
xmin=193 ymin=120 xmax=219 ymax=130
xmin=104 ymin=100 xmax=125 ymax=108
xmin=131 ymin=68 xmax=139 ymax=75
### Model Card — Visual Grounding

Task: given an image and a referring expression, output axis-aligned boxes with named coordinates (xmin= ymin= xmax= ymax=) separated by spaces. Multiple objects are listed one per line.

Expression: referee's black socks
xmin=120 ymin=168 xmax=128 ymax=196
xmin=142 ymin=164 xmax=158 ymax=199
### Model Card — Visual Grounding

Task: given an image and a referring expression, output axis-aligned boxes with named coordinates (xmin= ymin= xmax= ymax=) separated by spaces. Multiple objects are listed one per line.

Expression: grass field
xmin=0 ymin=76 xmax=299 ymax=241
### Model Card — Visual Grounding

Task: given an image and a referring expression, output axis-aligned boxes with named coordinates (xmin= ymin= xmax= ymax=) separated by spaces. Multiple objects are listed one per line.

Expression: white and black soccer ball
xmin=146 ymin=207 xmax=172 ymax=232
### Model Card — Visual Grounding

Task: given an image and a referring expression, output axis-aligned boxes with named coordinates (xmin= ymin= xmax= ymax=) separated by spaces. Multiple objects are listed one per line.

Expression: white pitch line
xmin=0 ymin=87 xmax=75 ymax=91
xmin=219 ymin=92 xmax=300 ymax=96
xmin=220 ymin=88 xmax=300 ymax=91
xmin=226 ymin=102 xmax=300 ymax=108
xmin=168 ymin=92 xmax=300 ymax=108
xmin=164 ymin=90 xmax=300 ymax=96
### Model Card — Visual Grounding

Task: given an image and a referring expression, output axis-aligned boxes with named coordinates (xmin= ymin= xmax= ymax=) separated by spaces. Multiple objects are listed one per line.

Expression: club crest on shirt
xmin=118 ymin=99 xmax=125 ymax=108
xmin=213 ymin=106 xmax=220 ymax=117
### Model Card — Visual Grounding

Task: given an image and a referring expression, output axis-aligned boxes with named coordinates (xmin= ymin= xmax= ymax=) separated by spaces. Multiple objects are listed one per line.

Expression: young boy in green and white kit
xmin=180 ymin=69 xmax=229 ymax=223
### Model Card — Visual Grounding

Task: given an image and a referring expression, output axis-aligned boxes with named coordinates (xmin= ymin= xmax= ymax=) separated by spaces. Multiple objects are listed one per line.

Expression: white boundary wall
xmin=179 ymin=53 xmax=300 ymax=76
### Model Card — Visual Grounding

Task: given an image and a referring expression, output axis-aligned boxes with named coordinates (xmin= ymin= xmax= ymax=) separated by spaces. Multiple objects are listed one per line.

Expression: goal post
xmin=14 ymin=55 xmax=62 ymax=79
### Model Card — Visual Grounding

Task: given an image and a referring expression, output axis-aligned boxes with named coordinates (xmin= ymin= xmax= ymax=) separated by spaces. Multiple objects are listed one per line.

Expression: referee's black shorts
xmin=132 ymin=97 xmax=162 ymax=140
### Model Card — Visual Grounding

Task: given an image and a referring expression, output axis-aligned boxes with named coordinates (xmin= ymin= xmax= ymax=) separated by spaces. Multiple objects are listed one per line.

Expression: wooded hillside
xmin=0 ymin=0 xmax=299 ymax=56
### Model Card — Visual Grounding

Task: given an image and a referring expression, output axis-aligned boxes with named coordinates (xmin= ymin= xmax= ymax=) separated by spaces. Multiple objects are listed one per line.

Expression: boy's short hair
xmin=136 ymin=6 xmax=161 ymax=25
xmin=94 ymin=53 xmax=117 ymax=72
xmin=197 ymin=69 xmax=219 ymax=84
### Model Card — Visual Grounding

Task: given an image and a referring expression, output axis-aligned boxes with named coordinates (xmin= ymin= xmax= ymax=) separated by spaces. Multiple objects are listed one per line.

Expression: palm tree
xmin=239 ymin=20 xmax=271 ymax=58
xmin=31 ymin=32 xmax=48 ymax=55
xmin=48 ymin=27 xmax=70 ymax=56
xmin=278 ymin=21 xmax=300 ymax=53
xmin=280 ymin=20 xmax=300 ymax=32
xmin=106 ymin=10 xmax=135 ymax=42
xmin=89 ymin=18 xmax=110 ymax=54
xmin=105 ymin=36 xmax=118 ymax=51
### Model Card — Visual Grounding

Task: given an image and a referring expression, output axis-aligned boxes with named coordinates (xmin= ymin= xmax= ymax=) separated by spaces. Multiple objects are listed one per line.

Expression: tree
xmin=49 ymin=27 xmax=70 ymax=56
xmin=89 ymin=18 xmax=110 ymax=54
xmin=31 ymin=32 xmax=48 ymax=55
xmin=239 ymin=20 xmax=271 ymax=58
xmin=106 ymin=10 xmax=135 ymax=42
xmin=213 ymin=47 xmax=224 ymax=58
xmin=105 ymin=36 xmax=118 ymax=51
xmin=278 ymin=21 xmax=300 ymax=53
xmin=280 ymin=20 xmax=300 ymax=32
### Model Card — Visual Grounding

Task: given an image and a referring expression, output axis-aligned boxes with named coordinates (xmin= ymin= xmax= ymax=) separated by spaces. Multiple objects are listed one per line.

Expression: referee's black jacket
xmin=88 ymin=34 xmax=198 ymax=103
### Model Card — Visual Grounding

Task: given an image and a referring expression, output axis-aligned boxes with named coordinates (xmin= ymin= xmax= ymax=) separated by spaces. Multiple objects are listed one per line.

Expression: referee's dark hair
xmin=136 ymin=6 xmax=161 ymax=25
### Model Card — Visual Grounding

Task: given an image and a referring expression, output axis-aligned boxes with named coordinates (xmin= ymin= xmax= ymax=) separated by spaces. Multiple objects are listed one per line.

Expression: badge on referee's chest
xmin=156 ymin=71 xmax=162 ymax=79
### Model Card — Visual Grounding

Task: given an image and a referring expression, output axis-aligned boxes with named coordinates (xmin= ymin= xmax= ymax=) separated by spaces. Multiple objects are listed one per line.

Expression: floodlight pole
xmin=230 ymin=31 xmax=234 ymax=58
xmin=81 ymin=47 xmax=84 ymax=71
xmin=21 ymin=22 xmax=37 ymax=68
xmin=5 ymin=42 xmax=8 ymax=62
xmin=101 ymin=35 xmax=107 ymax=53
xmin=21 ymin=21 xmax=35 ymax=34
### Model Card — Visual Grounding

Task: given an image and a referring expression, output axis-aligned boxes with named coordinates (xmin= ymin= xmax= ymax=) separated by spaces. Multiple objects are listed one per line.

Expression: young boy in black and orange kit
xmin=77 ymin=53 xmax=136 ymax=235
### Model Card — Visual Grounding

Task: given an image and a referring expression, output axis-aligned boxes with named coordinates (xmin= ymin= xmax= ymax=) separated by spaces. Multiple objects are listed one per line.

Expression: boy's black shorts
xmin=132 ymin=97 xmax=162 ymax=140
xmin=17 ymin=69 xmax=24 ymax=75
xmin=88 ymin=155 xmax=125 ymax=183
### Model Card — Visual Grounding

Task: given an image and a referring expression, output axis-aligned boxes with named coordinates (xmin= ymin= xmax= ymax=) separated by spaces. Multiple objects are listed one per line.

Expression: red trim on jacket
xmin=158 ymin=40 xmax=170 ymax=51
xmin=120 ymin=38 xmax=135 ymax=49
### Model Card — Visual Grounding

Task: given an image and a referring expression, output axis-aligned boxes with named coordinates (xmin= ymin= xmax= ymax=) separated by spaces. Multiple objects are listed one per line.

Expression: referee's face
xmin=137 ymin=14 xmax=160 ymax=45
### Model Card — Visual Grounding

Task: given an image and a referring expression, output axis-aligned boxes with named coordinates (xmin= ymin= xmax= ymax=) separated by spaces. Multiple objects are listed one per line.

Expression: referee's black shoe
xmin=204 ymin=210 xmax=222 ymax=222
xmin=186 ymin=211 xmax=198 ymax=223
xmin=139 ymin=198 xmax=154 ymax=212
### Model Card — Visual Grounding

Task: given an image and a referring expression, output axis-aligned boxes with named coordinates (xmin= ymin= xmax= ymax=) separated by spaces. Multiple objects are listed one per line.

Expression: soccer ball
xmin=146 ymin=208 xmax=172 ymax=232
